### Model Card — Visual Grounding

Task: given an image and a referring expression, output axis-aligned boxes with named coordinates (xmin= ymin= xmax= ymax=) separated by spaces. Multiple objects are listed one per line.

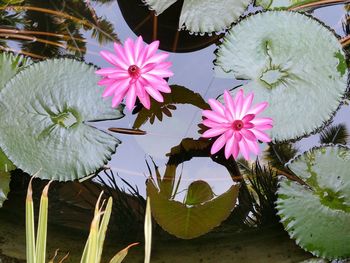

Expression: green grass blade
xmin=109 ymin=243 xmax=139 ymax=263
xmin=97 ymin=197 xmax=113 ymax=262
xmin=36 ymin=181 xmax=51 ymax=263
xmin=144 ymin=198 xmax=152 ymax=263
xmin=83 ymin=211 xmax=101 ymax=263
xmin=26 ymin=177 xmax=36 ymax=263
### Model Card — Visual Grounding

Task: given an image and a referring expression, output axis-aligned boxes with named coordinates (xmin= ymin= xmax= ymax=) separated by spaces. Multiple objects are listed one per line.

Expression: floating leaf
xmin=215 ymin=11 xmax=348 ymax=142
xmin=256 ymin=0 xmax=322 ymax=10
xmin=0 ymin=52 xmax=32 ymax=90
xmin=133 ymin=85 xmax=209 ymax=129
xmin=0 ymin=149 xmax=16 ymax=172
xmin=276 ymin=145 xmax=350 ymax=259
xmin=184 ymin=180 xmax=215 ymax=205
xmin=0 ymin=171 xmax=10 ymax=207
xmin=142 ymin=0 xmax=251 ymax=33
xmin=0 ymin=58 xmax=124 ymax=181
xmin=147 ymin=180 xmax=239 ymax=239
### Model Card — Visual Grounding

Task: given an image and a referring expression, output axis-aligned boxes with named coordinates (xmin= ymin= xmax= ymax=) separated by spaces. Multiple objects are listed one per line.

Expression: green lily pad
xmin=276 ymin=145 xmax=350 ymax=259
xmin=256 ymin=0 xmax=320 ymax=10
xmin=147 ymin=180 xmax=239 ymax=239
xmin=0 ymin=58 xmax=124 ymax=181
xmin=215 ymin=11 xmax=348 ymax=142
xmin=0 ymin=171 xmax=10 ymax=208
xmin=0 ymin=52 xmax=32 ymax=90
xmin=0 ymin=149 xmax=15 ymax=172
xmin=184 ymin=180 xmax=215 ymax=205
xmin=143 ymin=0 xmax=252 ymax=33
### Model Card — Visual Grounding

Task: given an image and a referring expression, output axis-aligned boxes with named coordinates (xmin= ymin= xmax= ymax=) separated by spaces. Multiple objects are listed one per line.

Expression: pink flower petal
xmin=211 ymin=133 xmax=226 ymax=154
xmin=138 ymin=92 xmax=151 ymax=109
xmin=134 ymin=36 xmax=143 ymax=64
xmin=223 ymin=90 xmax=235 ymax=119
xmin=247 ymin=102 xmax=268 ymax=115
xmin=145 ymin=85 xmax=164 ymax=102
xmin=241 ymin=129 xmax=256 ymax=141
xmin=95 ymin=68 xmax=120 ymax=75
xmin=224 ymin=134 xmax=235 ymax=159
xmin=241 ymin=92 xmax=254 ymax=117
xmin=148 ymin=68 xmax=174 ymax=78
xmin=251 ymin=117 xmax=273 ymax=126
xmin=232 ymin=140 xmax=240 ymax=159
xmin=124 ymin=38 xmax=135 ymax=65
xmin=113 ymin=43 xmax=130 ymax=69
xmin=242 ymin=114 xmax=255 ymax=123
xmin=125 ymin=85 xmax=137 ymax=110
xmin=144 ymin=52 xmax=169 ymax=66
xmin=202 ymin=127 xmax=228 ymax=138
xmin=208 ymin=99 xmax=225 ymax=116
xmin=108 ymin=72 xmax=130 ymax=79
xmin=234 ymin=132 xmax=242 ymax=141
xmin=239 ymin=138 xmax=250 ymax=160
xmin=102 ymin=81 xmax=119 ymax=97
xmin=202 ymin=110 xmax=228 ymax=123
xmin=234 ymin=89 xmax=244 ymax=119
xmin=203 ymin=119 xmax=220 ymax=128
xmin=100 ymin=51 xmax=126 ymax=69
xmin=250 ymin=129 xmax=271 ymax=142
xmin=112 ymin=93 xmax=125 ymax=107
xmin=98 ymin=77 xmax=115 ymax=86
xmin=141 ymin=74 xmax=168 ymax=87
xmin=157 ymin=84 xmax=171 ymax=93
xmin=246 ymin=139 xmax=259 ymax=155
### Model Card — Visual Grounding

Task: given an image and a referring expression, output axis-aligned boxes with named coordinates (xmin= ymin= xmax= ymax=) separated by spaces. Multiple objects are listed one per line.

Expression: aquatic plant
xmin=215 ymin=11 xmax=348 ymax=142
xmin=276 ymin=145 xmax=350 ymax=259
xmin=142 ymin=0 xmax=251 ymax=33
xmin=96 ymin=36 xmax=173 ymax=110
xmin=25 ymin=175 xmax=152 ymax=263
xmin=0 ymin=56 xmax=124 ymax=181
xmin=202 ymin=89 xmax=272 ymax=160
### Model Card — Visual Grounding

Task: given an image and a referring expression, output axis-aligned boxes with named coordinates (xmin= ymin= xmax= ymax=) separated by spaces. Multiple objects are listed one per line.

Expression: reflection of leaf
xmin=133 ymin=85 xmax=209 ymax=129
xmin=147 ymin=179 xmax=239 ymax=239
xmin=0 ymin=58 xmax=124 ymax=181
xmin=184 ymin=180 xmax=215 ymax=205
xmin=215 ymin=11 xmax=348 ymax=142
xmin=319 ymin=124 xmax=349 ymax=145
xmin=277 ymin=145 xmax=350 ymax=259
xmin=143 ymin=0 xmax=251 ymax=34
xmin=0 ymin=171 xmax=10 ymax=208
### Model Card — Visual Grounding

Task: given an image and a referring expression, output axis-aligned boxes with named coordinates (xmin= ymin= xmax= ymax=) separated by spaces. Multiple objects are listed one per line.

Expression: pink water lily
xmin=202 ymin=89 xmax=273 ymax=160
xmin=96 ymin=36 xmax=173 ymax=110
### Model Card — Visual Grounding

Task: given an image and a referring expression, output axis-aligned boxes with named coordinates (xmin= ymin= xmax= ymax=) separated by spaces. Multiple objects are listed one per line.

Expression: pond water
xmin=0 ymin=0 xmax=350 ymax=262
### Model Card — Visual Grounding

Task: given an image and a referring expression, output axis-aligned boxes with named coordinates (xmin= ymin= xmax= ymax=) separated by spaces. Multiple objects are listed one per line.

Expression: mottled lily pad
xmin=256 ymin=0 xmax=320 ymax=10
xmin=276 ymin=145 xmax=350 ymax=259
xmin=142 ymin=0 xmax=251 ymax=33
xmin=0 ymin=58 xmax=124 ymax=181
xmin=215 ymin=11 xmax=348 ymax=142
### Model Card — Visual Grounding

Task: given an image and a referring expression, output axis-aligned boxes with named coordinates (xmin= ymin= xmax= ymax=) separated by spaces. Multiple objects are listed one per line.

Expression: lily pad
xmin=215 ymin=11 xmax=348 ymax=142
xmin=276 ymin=145 xmax=350 ymax=259
xmin=0 ymin=58 xmax=124 ymax=181
xmin=142 ymin=0 xmax=252 ymax=33
xmin=0 ymin=171 xmax=10 ymax=208
xmin=147 ymin=180 xmax=239 ymax=239
xmin=0 ymin=52 xmax=32 ymax=90
xmin=256 ymin=0 xmax=320 ymax=10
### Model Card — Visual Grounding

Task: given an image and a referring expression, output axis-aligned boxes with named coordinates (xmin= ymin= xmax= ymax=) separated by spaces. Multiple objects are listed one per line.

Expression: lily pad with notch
xmin=0 ymin=58 xmax=124 ymax=181
xmin=215 ymin=11 xmax=348 ymax=142
xmin=276 ymin=145 xmax=350 ymax=259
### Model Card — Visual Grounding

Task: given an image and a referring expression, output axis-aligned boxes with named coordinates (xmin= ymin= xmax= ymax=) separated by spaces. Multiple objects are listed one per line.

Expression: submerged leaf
xmin=0 ymin=58 xmax=124 ymax=181
xmin=184 ymin=180 xmax=215 ymax=205
xmin=143 ymin=0 xmax=251 ymax=33
xmin=147 ymin=180 xmax=239 ymax=239
xmin=215 ymin=11 xmax=348 ymax=142
xmin=276 ymin=145 xmax=350 ymax=259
